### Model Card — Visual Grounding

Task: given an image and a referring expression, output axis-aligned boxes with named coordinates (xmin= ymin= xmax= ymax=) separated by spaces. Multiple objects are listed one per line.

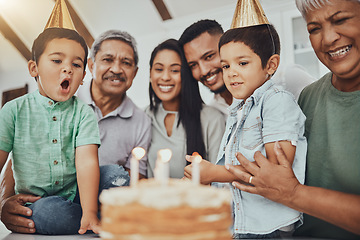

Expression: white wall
xmin=124 ymin=1 xmax=298 ymax=109
xmin=0 ymin=2 xmax=299 ymax=109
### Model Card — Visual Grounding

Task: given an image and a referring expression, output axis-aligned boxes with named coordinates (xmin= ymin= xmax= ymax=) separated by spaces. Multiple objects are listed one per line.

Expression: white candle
xmin=192 ymin=154 xmax=202 ymax=185
xmin=130 ymin=147 xmax=146 ymax=187
xmin=155 ymin=149 xmax=172 ymax=186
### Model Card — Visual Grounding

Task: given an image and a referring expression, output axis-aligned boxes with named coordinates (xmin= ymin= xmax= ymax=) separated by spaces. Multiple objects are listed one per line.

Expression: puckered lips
xmin=328 ymin=45 xmax=352 ymax=59
xmin=60 ymin=78 xmax=71 ymax=94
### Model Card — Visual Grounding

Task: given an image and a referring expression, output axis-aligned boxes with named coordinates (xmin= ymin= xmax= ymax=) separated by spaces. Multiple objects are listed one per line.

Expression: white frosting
xmin=199 ymin=213 xmax=229 ymax=222
xmin=100 ymin=231 xmax=114 ymax=239
xmin=100 ymin=179 xmax=231 ymax=209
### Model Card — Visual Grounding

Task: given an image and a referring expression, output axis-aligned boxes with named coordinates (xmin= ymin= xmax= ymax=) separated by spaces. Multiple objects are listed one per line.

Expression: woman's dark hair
xmin=219 ymin=24 xmax=280 ymax=68
xmin=32 ymin=27 xmax=88 ymax=70
xmin=149 ymin=39 xmax=206 ymax=160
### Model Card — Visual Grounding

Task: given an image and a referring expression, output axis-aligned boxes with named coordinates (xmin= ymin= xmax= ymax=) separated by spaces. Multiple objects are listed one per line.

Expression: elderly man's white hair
xmin=295 ymin=0 xmax=360 ymax=17
xmin=90 ymin=30 xmax=139 ymax=67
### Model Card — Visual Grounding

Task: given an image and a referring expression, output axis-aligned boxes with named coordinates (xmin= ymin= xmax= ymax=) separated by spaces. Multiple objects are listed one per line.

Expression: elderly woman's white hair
xmin=295 ymin=0 xmax=360 ymax=17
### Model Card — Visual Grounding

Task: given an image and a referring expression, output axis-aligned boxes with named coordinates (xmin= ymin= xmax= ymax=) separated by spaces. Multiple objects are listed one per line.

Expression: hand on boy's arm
xmin=0 ymin=158 xmax=40 ymax=233
xmin=226 ymin=142 xmax=300 ymax=204
xmin=79 ymin=211 xmax=100 ymax=234
xmin=228 ymin=142 xmax=360 ymax=234
xmin=184 ymin=155 xmax=241 ymax=185
xmin=1 ymin=194 xmax=40 ymax=233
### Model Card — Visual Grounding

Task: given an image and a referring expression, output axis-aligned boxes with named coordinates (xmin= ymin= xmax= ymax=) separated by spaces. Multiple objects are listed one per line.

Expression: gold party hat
xmin=230 ymin=0 xmax=269 ymax=29
xmin=44 ymin=0 xmax=75 ymax=30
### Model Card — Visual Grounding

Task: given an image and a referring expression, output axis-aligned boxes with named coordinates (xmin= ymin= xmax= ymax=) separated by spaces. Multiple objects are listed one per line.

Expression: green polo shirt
xmin=0 ymin=90 xmax=100 ymax=201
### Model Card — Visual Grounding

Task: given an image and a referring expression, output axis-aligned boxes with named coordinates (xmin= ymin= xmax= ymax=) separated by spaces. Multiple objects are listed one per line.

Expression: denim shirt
xmin=216 ymin=80 xmax=307 ymax=234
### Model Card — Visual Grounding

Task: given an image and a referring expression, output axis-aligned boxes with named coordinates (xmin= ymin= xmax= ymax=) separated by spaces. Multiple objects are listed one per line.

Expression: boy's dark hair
xmin=149 ymin=39 xmax=206 ymax=160
xmin=179 ymin=19 xmax=223 ymax=46
xmin=219 ymin=24 xmax=280 ymax=68
xmin=31 ymin=27 xmax=88 ymax=70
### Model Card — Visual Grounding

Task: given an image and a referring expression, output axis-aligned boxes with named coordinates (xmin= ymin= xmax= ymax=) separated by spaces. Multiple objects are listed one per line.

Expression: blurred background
xmin=0 ymin=0 xmax=328 ymax=108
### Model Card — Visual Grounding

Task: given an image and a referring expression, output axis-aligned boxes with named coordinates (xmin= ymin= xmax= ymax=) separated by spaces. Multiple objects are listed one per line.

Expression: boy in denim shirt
xmin=185 ymin=24 xmax=307 ymax=238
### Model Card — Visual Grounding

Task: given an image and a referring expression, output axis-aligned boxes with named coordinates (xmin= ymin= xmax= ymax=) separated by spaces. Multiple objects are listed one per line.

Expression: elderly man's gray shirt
xmin=77 ymin=80 xmax=151 ymax=176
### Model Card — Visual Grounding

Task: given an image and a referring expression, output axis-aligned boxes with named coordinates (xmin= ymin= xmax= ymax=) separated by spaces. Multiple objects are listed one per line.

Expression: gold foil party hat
xmin=230 ymin=0 xmax=269 ymax=29
xmin=44 ymin=0 xmax=75 ymax=30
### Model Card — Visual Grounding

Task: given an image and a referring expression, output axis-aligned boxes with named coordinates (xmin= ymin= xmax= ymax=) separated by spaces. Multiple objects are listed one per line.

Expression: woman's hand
xmin=226 ymin=142 xmax=301 ymax=205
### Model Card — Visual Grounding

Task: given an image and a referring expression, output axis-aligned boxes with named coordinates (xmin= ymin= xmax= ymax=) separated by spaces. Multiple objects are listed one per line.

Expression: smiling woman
xmin=300 ymin=0 xmax=360 ymax=90
xmin=150 ymin=48 xmax=182 ymax=109
xmin=226 ymin=0 xmax=360 ymax=239
xmin=145 ymin=38 xmax=225 ymax=179
xmin=293 ymin=0 xmax=360 ymax=237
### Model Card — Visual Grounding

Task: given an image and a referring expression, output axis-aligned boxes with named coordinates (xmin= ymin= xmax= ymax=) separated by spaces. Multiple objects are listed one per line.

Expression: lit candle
xmin=192 ymin=152 xmax=202 ymax=185
xmin=130 ymin=147 xmax=146 ymax=187
xmin=155 ymin=149 xmax=172 ymax=186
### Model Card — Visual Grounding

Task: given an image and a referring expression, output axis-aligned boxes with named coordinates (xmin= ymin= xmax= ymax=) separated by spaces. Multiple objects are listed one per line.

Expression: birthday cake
xmin=99 ymin=179 xmax=232 ymax=240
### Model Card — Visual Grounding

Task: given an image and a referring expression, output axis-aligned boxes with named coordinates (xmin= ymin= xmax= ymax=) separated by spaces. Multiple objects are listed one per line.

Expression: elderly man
xmin=179 ymin=19 xmax=233 ymax=118
xmin=0 ymin=30 xmax=151 ymax=234
xmin=78 ymin=30 xmax=151 ymax=176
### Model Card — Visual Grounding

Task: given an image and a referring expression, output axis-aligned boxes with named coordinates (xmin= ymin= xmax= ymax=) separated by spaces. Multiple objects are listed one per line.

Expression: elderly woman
xmin=226 ymin=0 xmax=360 ymax=239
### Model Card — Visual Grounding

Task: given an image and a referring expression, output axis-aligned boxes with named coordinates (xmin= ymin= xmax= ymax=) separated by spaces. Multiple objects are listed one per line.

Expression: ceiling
xmin=0 ymin=0 xmax=297 ymax=108
xmin=0 ymin=0 xmax=291 ymax=69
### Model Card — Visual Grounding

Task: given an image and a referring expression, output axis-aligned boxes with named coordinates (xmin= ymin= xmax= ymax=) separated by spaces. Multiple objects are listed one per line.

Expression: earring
xmin=80 ymin=81 xmax=84 ymax=85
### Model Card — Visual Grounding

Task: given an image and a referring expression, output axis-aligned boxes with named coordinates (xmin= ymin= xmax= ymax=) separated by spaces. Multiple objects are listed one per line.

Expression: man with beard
xmin=179 ymin=20 xmax=233 ymax=118
xmin=0 ymin=30 xmax=151 ymax=234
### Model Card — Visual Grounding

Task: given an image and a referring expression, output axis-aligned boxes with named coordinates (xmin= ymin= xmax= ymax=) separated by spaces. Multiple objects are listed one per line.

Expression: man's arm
xmin=227 ymin=142 xmax=360 ymax=235
xmin=0 ymin=157 xmax=40 ymax=233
